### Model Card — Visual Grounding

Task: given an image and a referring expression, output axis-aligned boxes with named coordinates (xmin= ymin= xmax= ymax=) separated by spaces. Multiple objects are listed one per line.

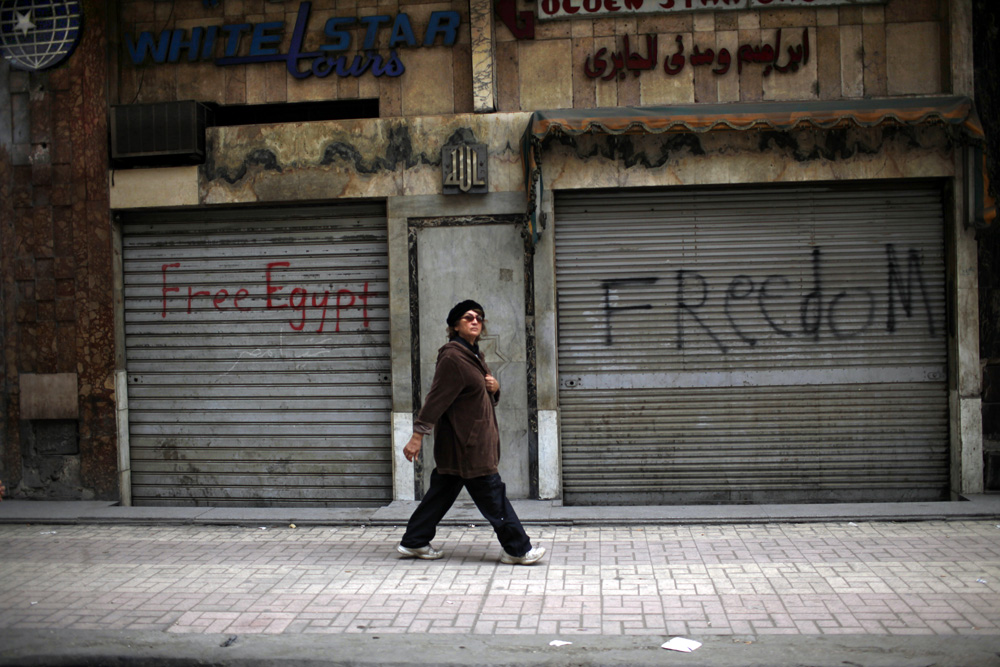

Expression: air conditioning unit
xmin=110 ymin=100 xmax=211 ymax=168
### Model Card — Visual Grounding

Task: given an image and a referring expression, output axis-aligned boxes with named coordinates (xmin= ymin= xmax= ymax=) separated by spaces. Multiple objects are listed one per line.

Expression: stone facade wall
xmin=499 ymin=0 xmax=948 ymax=110
xmin=116 ymin=0 xmax=951 ymax=116
xmin=0 ymin=0 xmax=117 ymax=499
xmin=118 ymin=0 xmax=474 ymax=116
xmin=0 ymin=0 xmax=980 ymax=502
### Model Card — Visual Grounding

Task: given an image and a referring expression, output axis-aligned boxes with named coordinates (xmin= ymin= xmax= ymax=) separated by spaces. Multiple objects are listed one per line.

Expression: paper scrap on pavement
xmin=549 ymin=640 xmax=573 ymax=647
xmin=661 ymin=637 xmax=702 ymax=652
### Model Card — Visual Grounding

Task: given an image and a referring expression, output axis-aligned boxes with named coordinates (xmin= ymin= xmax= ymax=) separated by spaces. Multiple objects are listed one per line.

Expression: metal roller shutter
xmin=555 ymin=181 xmax=949 ymax=505
xmin=122 ymin=204 xmax=391 ymax=507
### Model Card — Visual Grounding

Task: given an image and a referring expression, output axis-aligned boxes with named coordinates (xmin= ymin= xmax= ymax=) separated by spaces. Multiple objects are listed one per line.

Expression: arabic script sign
xmin=442 ymin=143 xmax=488 ymax=194
xmin=539 ymin=0 xmax=886 ymax=21
xmin=585 ymin=28 xmax=808 ymax=79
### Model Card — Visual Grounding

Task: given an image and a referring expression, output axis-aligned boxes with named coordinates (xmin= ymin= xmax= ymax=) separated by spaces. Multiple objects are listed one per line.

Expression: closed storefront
xmin=555 ymin=181 xmax=949 ymax=504
xmin=5 ymin=0 xmax=992 ymax=507
xmin=120 ymin=204 xmax=391 ymax=506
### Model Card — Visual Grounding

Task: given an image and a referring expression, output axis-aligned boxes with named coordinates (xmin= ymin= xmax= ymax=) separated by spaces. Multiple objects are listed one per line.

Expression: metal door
xmin=555 ymin=182 xmax=948 ymax=504
xmin=122 ymin=204 xmax=391 ymax=506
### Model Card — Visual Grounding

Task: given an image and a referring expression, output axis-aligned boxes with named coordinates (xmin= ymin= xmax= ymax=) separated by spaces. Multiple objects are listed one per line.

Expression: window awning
xmin=521 ymin=96 xmax=995 ymax=243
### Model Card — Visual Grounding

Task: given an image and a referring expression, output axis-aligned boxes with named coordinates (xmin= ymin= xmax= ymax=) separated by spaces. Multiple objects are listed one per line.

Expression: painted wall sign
xmin=124 ymin=1 xmax=461 ymax=79
xmin=442 ymin=143 xmax=488 ymax=194
xmin=538 ymin=0 xmax=886 ymax=21
xmin=0 ymin=0 xmax=82 ymax=71
xmin=585 ymin=28 xmax=809 ymax=79
xmin=597 ymin=244 xmax=936 ymax=352
xmin=160 ymin=261 xmax=371 ymax=334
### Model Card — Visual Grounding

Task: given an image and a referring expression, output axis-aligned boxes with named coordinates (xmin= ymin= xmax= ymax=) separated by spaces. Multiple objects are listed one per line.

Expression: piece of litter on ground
xmin=848 ymin=522 xmax=858 ymax=526
xmin=661 ymin=638 xmax=702 ymax=653
xmin=258 ymin=527 xmax=267 ymax=531
xmin=977 ymin=578 xmax=987 ymax=583
xmin=548 ymin=640 xmax=572 ymax=647
xmin=39 ymin=531 xmax=57 ymax=535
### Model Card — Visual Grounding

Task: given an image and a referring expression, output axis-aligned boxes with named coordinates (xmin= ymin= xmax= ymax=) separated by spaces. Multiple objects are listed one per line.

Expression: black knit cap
xmin=447 ymin=299 xmax=484 ymax=326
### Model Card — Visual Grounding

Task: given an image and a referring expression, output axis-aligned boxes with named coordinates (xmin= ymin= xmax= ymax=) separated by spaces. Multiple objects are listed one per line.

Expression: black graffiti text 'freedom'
xmin=600 ymin=244 xmax=936 ymax=352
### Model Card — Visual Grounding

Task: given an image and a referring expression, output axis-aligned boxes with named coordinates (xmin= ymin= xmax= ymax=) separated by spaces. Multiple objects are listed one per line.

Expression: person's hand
xmin=485 ymin=374 xmax=499 ymax=394
xmin=403 ymin=434 xmax=423 ymax=462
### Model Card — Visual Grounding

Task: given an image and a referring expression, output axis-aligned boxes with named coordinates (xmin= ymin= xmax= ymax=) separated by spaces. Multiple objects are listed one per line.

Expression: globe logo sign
xmin=0 ymin=0 xmax=82 ymax=71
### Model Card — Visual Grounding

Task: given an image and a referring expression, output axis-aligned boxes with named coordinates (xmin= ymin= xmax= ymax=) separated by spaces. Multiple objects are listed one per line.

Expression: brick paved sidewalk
xmin=1 ymin=521 xmax=999 ymax=638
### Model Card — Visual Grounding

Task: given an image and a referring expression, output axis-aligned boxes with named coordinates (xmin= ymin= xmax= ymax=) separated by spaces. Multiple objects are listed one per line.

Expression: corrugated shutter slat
xmin=555 ymin=182 xmax=948 ymax=505
xmin=123 ymin=204 xmax=391 ymax=507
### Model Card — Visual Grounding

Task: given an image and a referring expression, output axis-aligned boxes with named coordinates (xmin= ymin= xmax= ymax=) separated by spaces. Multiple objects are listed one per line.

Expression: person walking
xmin=397 ymin=299 xmax=546 ymax=566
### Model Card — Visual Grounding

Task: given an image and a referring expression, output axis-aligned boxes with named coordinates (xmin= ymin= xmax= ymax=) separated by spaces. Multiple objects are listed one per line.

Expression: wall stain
xmin=542 ymin=126 xmax=947 ymax=169
xmin=207 ymin=124 xmax=487 ymax=187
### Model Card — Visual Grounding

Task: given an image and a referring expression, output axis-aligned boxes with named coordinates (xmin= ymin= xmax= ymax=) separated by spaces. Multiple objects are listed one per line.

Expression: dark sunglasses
xmin=461 ymin=314 xmax=485 ymax=323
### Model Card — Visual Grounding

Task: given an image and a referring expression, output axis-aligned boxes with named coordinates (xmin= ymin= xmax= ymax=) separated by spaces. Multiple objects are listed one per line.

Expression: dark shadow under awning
xmin=521 ymin=96 xmax=995 ymax=242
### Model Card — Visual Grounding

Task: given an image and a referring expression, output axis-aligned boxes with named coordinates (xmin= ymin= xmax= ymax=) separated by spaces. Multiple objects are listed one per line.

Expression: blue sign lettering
xmin=424 ymin=11 xmax=460 ymax=47
xmin=123 ymin=1 xmax=462 ymax=79
xmin=322 ymin=17 xmax=353 ymax=51
xmin=249 ymin=22 xmax=283 ymax=56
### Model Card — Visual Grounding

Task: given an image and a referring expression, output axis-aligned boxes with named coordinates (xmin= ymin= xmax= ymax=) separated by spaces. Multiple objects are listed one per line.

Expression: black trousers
xmin=400 ymin=469 xmax=532 ymax=557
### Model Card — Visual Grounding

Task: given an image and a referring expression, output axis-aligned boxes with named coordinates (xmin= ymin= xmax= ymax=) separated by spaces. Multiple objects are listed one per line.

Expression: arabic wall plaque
xmin=538 ymin=0 xmax=887 ymax=22
xmin=442 ymin=143 xmax=488 ymax=194
xmin=585 ymin=28 xmax=810 ymax=80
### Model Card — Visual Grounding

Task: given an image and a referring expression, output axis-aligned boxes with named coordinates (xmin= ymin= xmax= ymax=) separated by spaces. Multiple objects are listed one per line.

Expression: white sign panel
xmin=537 ymin=0 xmax=886 ymax=21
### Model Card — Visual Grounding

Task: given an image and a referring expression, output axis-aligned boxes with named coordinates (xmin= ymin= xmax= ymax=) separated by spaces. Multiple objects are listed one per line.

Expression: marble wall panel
xmin=592 ymin=36 xmax=619 ymax=108
xmin=547 ymin=126 xmax=955 ymax=196
xmin=862 ymin=20 xmax=887 ymax=97
xmin=201 ymin=113 xmax=529 ymax=205
xmin=495 ymin=41 xmax=520 ymax=112
xmin=737 ymin=26 xmax=763 ymax=101
xmin=840 ymin=24 xmax=864 ymax=98
xmin=617 ymin=65 xmax=641 ymax=107
xmin=692 ymin=29 xmax=718 ymax=104
xmin=470 ymin=0 xmax=496 ymax=112
xmin=886 ymin=22 xmax=942 ymax=96
xmin=760 ymin=8 xmax=817 ymax=29
xmin=203 ymin=120 xmax=402 ymax=203
xmin=402 ymin=49 xmax=455 ymax=115
xmin=763 ymin=28 xmax=818 ymax=101
xmin=716 ymin=30 xmax=740 ymax=103
xmin=543 ymin=136 xmax=622 ymax=191
xmin=816 ymin=25 xmax=841 ymax=100
xmin=639 ymin=34 xmax=694 ymax=105
xmin=571 ymin=37 xmax=597 ymax=109
xmin=114 ymin=0 xmax=955 ymax=116
xmin=486 ymin=112 xmax=532 ymax=194
xmin=519 ymin=39 xmax=573 ymax=110
xmin=886 ymin=0 xmax=940 ymax=23
xmin=816 ymin=8 xmax=838 ymax=27
xmin=738 ymin=10 xmax=761 ymax=31
xmin=637 ymin=13 xmax=693 ymax=34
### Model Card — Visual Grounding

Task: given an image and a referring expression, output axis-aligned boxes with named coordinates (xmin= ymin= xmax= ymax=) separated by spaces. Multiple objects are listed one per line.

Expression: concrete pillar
xmin=950 ymin=148 xmax=983 ymax=496
xmin=533 ymin=188 xmax=561 ymax=499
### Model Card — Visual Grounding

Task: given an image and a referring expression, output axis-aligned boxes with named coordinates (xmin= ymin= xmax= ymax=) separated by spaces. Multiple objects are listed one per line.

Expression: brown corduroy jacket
xmin=413 ymin=339 xmax=500 ymax=478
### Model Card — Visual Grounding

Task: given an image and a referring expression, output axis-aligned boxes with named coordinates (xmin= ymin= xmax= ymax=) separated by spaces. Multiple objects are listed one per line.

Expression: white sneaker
xmin=500 ymin=546 xmax=546 ymax=565
xmin=396 ymin=544 xmax=444 ymax=560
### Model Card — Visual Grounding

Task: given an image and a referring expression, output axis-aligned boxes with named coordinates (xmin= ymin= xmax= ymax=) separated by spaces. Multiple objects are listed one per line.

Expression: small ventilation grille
xmin=110 ymin=101 xmax=210 ymax=168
